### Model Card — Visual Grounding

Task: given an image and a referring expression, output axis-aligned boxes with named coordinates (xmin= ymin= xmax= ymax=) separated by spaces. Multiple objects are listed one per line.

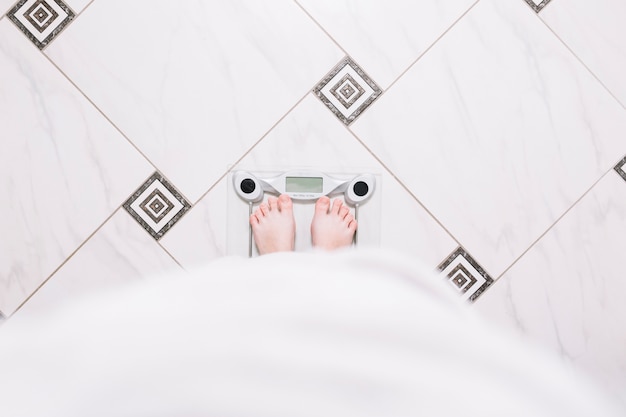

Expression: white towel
xmin=0 ymin=249 xmax=621 ymax=416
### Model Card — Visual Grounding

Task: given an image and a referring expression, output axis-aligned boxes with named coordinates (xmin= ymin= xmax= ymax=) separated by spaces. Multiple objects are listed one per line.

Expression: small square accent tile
xmin=614 ymin=156 xmax=626 ymax=182
xmin=524 ymin=0 xmax=553 ymax=13
xmin=123 ymin=172 xmax=191 ymax=240
xmin=314 ymin=56 xmax=382 ymax=125
xmin=438 ymin=247 xmax=493 ymax=302
xmin=7 ymin=0 xmax=75 ymax=49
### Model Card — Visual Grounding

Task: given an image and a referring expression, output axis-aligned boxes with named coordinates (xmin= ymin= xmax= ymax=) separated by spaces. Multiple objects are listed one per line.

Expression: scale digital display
xmin=285 ymin=176 xmax=323 ymax=193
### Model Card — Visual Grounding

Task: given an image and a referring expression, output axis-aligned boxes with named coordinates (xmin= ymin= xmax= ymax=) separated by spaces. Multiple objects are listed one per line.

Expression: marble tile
xmin=351 ymin=0 xmax=626 ymax=276
xmin=12 ymin=210 xmax=183 ymax=319
xmin=541 ymin=0 xmax=626 ymax=106
xmin=296 ymin=0 xmax=476 ymax=89
xmin=0 ymin=20 xmax=153 ymax=315
xmin=0 ymin=1 xmax=11 ymax=14
xmin=161 ymin=94 xmax=458 ymax=270
xmin=159 ymin=179 xmax=228 ymax=269
xmin=123 ymin=172 xmax=191 ymax=241
xmin=475 ymin=172 xmax=626 ymax=406
xmin=63 ymin=0 xmax=89 ymax=14
xmin=7 ymin=0 xmax=74 ymax=50
xmin=45 ymin=0 xmax=344 ymax=202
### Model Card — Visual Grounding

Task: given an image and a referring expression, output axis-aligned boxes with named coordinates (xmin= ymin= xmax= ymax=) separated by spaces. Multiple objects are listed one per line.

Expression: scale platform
xmin=227 ymin=169 xmax=381 ymax=257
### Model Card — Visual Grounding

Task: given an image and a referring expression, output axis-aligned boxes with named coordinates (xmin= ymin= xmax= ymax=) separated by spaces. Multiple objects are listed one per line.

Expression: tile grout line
xmin=9 ymin=207 xmax=123 ymax=318
xmin=494 ymin=165 xmax=618 ymax=282
xmin=344 ymin=126 xmax=463 ymax=247
xmin=23 ymin=1 xmax=328 ymax=276
xmin=293 ymin=0 xmax=481 ymax=250
xmin=157 ymin=241 xmax=186 ymax=271
xmin=6 ymin=0 xmax=471 ymax=314
xmin=42 ymin=53 xmax=161 ymax=173
xmin=292 ymin=0 xmax=350 ymax=57
xmin=536 ymin=12 xmax=626 ymax=111
xmin=385 ymin=0 xmax=481 ymax=93
xmin=3 ymin=1 xmax=167 ymax=318
xmin=289 ymin=0 xmax=481 ymax=251
xmin=490 ymin=9 xmax=626 ymax=283
xmin=192 ymin=91 xmax=313 ymax=206
xmin=35 ymin=0 xmax=162 ymax=176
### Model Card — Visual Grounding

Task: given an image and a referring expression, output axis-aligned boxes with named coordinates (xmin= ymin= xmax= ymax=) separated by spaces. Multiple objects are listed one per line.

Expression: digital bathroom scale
xmin=228 ymin=169 xmax=380 ymax=257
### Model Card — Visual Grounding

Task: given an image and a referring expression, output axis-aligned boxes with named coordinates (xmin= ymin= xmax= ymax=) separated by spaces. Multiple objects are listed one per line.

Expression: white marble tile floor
xmin=1 ymin=0 xmax=625 ymax=409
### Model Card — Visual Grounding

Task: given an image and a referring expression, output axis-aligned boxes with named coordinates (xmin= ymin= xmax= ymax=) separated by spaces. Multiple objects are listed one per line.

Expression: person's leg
xmin=311 ymin=196 xmax=357 ymax=250
xmin=250 ymin=194 xmax=295 ymax=255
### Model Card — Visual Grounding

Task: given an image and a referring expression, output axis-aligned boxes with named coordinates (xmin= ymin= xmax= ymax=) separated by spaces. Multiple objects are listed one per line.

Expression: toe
xmin=331 ymin=198 xmax=343 ymax=214
xmin=250 ymin=213 xmax=260 ymax=226
xmin=278 ymin=194 xmax=293 ymax=212
xmin=259 ymin=202 xmax=269 ymax=216
xmin=339 ymin=206 xmax=350 ymax=220
xmin=348 ymin=218 xmax=357 ymax=232
xmin=315 ymin=196 xmax=331 ymax=214
xmin=267 ymin=196 xmax=278 ymax=211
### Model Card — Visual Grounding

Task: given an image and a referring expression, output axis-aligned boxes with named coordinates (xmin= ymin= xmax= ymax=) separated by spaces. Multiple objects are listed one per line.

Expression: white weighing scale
xmin=229 ymin=170 xmax=380 ymax=257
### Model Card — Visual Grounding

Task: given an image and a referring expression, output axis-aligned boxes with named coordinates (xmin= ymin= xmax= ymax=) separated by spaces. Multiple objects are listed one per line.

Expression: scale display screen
xmin=286 ymin=176 xmax=323 ymax=193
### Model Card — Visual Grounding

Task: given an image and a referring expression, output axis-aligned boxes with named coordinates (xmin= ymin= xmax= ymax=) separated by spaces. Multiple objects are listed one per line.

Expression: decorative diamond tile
xmin=314 ymin=56 xmax=382 ymax=125
xmin=438 ymin=247 xmax=493 ymax=302
xmin=524 ymin=0 xmax=553 ymax=13
xmin=614 ymin=156 xmax=626 ymax=182
xmin=7 ymin=0 xmax=75 ymax=49
xmin=123 ymin=172 xmax=191 ymax=240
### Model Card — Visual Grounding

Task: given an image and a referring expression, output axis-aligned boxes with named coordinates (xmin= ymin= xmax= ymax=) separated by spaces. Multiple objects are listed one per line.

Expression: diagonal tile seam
xmin=292 ymin=0 xmax=481 ymax=96
xmin=296 ymin=0 xmax=478 ymax=247
xmin=383 ymin=0 xmax=481 ymax=93
xmin=343 ymin=117 xmax=501 ymax=300
xmin=328 ymin=0 xmax=624 ymax=284
xmin=479 ymin=7 xmax=626 ymax=289
xmin=191 ymin=91 xmax=314 ymax=206
xmin=9 ymin=0 xmax=167 ymax=200
xmin=489 ymin=156 xmax=626 ymax=288
xmin=345 ymin=126 xmax=462 ymax=248
xmin=4 ymin=0 xmax=474 ymax=315
xmin=7 ymin=87 xmax=366 ymax=318
xmin=8 ymin=204 xmax=185 ymax=319
xmin=40 ymin=52 xmax=163 ymax=182
xmin=1 ymin=1 xmax=187 ymax=318
xmin=292 ymin=0 xmax=349 ymax=58
xmin=535 ymin=8 xmax=626 ymax=111
xmin=290 ymin=0 xmax=480 ymax=246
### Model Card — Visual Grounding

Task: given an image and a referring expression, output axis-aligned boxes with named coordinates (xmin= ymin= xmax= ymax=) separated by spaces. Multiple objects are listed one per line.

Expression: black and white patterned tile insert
xmin=123 ymin=172 xmax=191 ymax=240
xmin=614 ymin=156 xmax=626 ymax=182
xmin=438 ymin=247 xmax=494 ymax=302
xmin=7 ymin=0 xmax=75 ymax=49
xmin=523 ymin=0 xmax=553 ymax=13
xmin=314 ymin=57 xmax=382 ymax=125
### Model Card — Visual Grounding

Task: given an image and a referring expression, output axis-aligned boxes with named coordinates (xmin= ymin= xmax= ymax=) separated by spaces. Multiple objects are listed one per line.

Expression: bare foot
xmin=250 ymin=195 xmax=295 ymax=255
xmin=311 ymin=196 xmax=357 ymax=251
